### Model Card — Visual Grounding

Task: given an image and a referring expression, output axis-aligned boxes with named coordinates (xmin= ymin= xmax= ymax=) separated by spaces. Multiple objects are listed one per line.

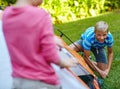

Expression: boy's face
xmin=95 ymin=30 xmax=108 ymax=43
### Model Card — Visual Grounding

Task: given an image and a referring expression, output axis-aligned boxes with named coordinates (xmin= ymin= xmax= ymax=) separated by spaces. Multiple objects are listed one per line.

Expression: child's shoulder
xmin=107 ymin=32 xmax=114 ymax=40
xmin=85 ymin=26 xmax=94 ymax=32
xmin=84 ymin=26 xmax=94 ymax=35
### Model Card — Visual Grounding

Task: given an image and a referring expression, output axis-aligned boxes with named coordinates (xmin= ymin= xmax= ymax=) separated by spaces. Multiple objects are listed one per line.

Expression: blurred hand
xmin=59 ymin=58 xmax=78 ymax=68
xmin=54 ymin=36 xmax=64 ymax=48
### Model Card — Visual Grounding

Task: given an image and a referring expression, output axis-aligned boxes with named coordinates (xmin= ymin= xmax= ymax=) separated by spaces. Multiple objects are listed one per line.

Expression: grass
xmin=54 ymin=11 xmax=120 ymax=89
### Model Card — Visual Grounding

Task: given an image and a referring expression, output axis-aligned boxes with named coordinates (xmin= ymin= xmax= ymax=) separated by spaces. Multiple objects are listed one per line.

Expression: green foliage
xmin=1 ymin=0 xmax=120 ymax=24
xmin=3 ymin=0 xmax=16 ymax=5
xmin=42 ymin=0 xmax=111 ymax=24
xmin=106 ymin=0 xmax=120 ymax=10
xmin=0 ymin=0 xmax=16 ymax=9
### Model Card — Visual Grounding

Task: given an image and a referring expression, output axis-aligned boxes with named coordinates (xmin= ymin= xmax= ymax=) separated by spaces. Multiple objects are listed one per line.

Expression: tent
xmin=52 ymin=63 xmax=89 ymax=89
xmin=53 ymin=34 xmax=100 ymax=89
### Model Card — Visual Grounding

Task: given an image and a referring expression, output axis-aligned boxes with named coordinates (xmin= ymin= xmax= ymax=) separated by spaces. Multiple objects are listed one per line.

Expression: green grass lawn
xmin=55 ymin=11 xmax=120 ymax=89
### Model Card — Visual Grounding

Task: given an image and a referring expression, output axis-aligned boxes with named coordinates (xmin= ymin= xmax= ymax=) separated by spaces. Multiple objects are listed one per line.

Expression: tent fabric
xmin=0 ymin=20 xmax=13 ymax=89
xmin=59 ymin=47 xmax=90 ymax=76
xmin=56 ymin=36 xmax=100 ymax=89
xmin=52 ymin=64 xmax=89 ymax=89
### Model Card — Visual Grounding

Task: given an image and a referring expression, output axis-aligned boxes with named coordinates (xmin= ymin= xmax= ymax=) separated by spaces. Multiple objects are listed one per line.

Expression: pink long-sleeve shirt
xmin=2 ymin=6 xmax=60 ymax=85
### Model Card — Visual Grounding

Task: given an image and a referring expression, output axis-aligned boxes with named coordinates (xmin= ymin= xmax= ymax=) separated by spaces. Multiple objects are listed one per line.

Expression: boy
xmin=69 ymin=21 xmax=114 ymax=78
xmin=2 ymin=0 xmax=77 ymax=89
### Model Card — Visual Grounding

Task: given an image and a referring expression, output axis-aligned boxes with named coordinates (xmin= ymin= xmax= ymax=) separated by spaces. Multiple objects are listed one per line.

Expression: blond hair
xmin=95 ymin=21 xmax=108 ymax=32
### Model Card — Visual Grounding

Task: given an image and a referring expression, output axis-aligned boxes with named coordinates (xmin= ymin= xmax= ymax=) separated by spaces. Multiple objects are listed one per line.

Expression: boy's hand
xmin=99 ymin=70 xmax=108 ymax=78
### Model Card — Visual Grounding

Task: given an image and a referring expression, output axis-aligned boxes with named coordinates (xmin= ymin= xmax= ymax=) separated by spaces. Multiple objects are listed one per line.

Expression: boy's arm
xmin=107 ymin=47 xmax=113 ymax=73
xmin=83 ymin=50 xmax=98 ymax=71
xmin=83 ymin=50 xmax=107 ymax=78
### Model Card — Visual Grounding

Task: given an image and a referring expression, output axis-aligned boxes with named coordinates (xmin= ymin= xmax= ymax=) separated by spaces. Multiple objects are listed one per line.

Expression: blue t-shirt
xmin=78 ymin=27 xmax=114 ymax=50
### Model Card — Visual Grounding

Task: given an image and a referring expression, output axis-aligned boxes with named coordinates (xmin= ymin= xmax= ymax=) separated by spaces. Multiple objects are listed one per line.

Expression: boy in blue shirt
xmin=69 ymin=21 xmax=114 ymax=78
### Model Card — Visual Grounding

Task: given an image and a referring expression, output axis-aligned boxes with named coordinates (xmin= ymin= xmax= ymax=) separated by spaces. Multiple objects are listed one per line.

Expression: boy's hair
xmin=95 ymin=21 xmax=108 ymax=32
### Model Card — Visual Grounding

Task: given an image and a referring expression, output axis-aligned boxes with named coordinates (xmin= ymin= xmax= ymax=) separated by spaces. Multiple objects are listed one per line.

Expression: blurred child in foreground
xmin=2 ymin=0 xmax=77 ymax=89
